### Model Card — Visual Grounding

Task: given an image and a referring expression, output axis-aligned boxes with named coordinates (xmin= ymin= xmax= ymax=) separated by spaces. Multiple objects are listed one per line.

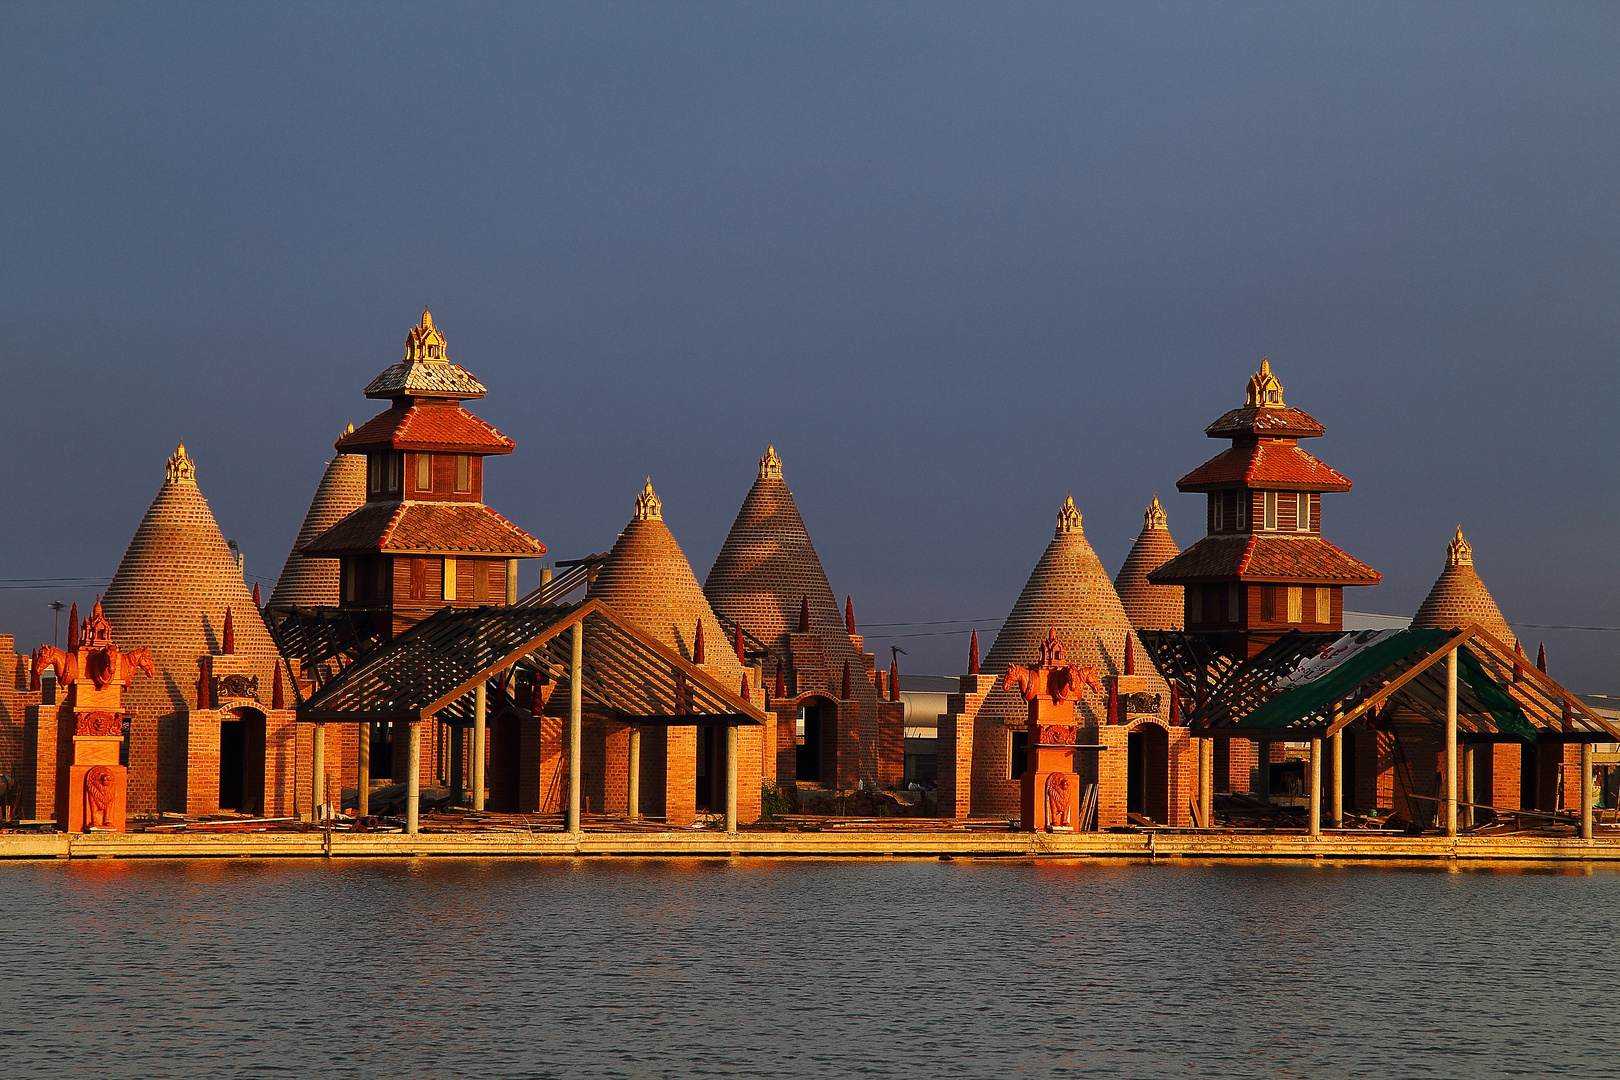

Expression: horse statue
xmin=118 ymin=647 xmax=156 ymax=685
xmin=31 ymin=645 xmax=79 ymax=688
xmin=1005 ymin=661 xmax=1102 ymax=705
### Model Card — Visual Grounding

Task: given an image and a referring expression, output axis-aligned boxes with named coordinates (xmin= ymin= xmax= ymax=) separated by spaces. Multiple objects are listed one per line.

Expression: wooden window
xmin=409 ymin=558 xmax=427 ymax=601
xmin=1315 ymin=587 xmax=1331 ymax=624
xmin=1235 ymin=492 xmax=1248 ymax=531
xmin=443 ymin=557 xmax=457 ymax=600
xmin=1227 ymin=583 xmax=1240 ymax=623
xmin=1260 ymin=585 xmax=1276 ymax=622
xmin=473 ymin=562 xmax=488 ymax=603
xmin=1263 ymin=491 xmax=1278 ymax=531
xmin=415 ymin=453 xmax=432 ymax=492
xmin=342 ymin=561 xmax=355 ymax=601
xmin=386 ymin=453 xmax=401 ymax=492
xmin=369 ymin=454 xmax=381 ymax=493
xmin=455 ymin=454 xmax=471 ymax=493
xmin=1296 ymin=492 xmax=1310 ymax=532
xmin=1286 ymin=586 xmax=1303 ymax=623
xmin=1009 ymin=731 xmax=1029 ymax=780
xmin=1211 ymin=494 xmax=1224 ymax=533
xmin=376 ymin=559 xmax=389 ymax=599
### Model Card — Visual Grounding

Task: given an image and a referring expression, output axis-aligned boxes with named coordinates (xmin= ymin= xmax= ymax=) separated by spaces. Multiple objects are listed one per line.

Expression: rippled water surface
xmin=2 ymin=857 xmax=1617 ymax=1078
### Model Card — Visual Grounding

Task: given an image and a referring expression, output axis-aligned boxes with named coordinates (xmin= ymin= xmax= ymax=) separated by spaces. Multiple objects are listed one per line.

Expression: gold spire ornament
xmin=1447 ymin=526 xmax=1473 ymax=567
xmin=1055 ymin=493 xmax=1084 ymax=536
xmin=634 ymin=478 xmax=663 ymax=522
xmin=403 ymin=308 xmax=448 ymax=362
xmin=165 ymin=443 xmax=196 ymax=484
xmin=759 ymin=444 xmax=783 ymax=481
xmin=1144 ymin=496 xmax=1168 ymax=531
xmin=1245 ymin=356 xmax=1285 ymax=409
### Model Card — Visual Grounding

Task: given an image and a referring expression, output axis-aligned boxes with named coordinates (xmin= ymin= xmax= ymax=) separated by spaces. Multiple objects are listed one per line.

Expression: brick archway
xmin=1126 ymin=721 xmax=1170 ymax=823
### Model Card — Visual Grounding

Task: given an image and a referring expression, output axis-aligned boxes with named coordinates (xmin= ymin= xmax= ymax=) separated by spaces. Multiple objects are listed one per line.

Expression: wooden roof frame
xmin=294 ymin=598 xmax=767 ymax=726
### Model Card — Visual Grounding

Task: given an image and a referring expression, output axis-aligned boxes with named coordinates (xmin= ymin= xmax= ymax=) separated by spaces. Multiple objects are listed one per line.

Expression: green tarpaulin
xmin=1241 ymin=629 xmax=1450 ymax=731
xmin=1458 ymin=646 xmax=1537 ymax=741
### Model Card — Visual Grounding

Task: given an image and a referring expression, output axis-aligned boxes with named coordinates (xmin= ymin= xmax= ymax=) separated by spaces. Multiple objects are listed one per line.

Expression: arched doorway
xmin=796 ymin=696 xmax=839 ymax=785
xmin=220 ymin=708 xmax=267 ymax=815
xmin=1126 ymin=723 xmax=1169 ymax=823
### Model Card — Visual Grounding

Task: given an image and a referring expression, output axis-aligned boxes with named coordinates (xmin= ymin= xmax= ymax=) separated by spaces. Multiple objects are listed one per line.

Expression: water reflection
xmin=2 ymin=859 xmax=1617 ymax=1078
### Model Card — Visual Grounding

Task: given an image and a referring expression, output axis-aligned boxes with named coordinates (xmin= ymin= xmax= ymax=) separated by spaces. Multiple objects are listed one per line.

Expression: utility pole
xmin=48 ymin=600 xmax=65 ymax=648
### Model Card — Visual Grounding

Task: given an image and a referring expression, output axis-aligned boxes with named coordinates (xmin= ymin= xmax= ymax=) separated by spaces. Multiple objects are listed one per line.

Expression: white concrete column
xmin=1581 ymin=741 xmax=1594 ymax=840
xmin=472 ymin=681 xmax=486 ymax=812
xmin=1308 ymin=737 xmax=1322 ymax=837
xmin=407 ymin=719 xmax=422 ymax=835
xmin=1445 ymin=648 xmax=1459 ymax=838
xmin=567 ymin=621 xmax=583 ymax=834
xmin=357 ymin=722 xmax=370 ymax=817
xmin=1197 ymin=738 xmax=1214 ymax=828
xmin=311 ymin=723 xmax=327 ymax=822
xmin=1461 ymin=742 xmax=1475 ymax=829
xmin=1329 ymin=726 xmax=1343 ymax=827
xmin=506 ymin=559 xmax=518 ymax=604
xmin=725 ymin=722 xmax=739 ymax=835
xmin=627 ymin=725 xmax=642 ymax=820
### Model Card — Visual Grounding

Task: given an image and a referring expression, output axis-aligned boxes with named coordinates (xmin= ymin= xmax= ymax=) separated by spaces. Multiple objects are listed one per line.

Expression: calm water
xmin=1 ymin=857 xmax=1616 ymax=1079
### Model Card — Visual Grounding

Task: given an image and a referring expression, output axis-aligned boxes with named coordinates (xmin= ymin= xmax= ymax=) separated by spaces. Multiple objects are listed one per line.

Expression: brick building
xmin=267 ymin=430 xmax=367 ymax=609
xmin=703 ymin=446 xmax=903 ymax=792
xmin=1114 ymin=497 xmax=1184 ymax=631
xmin=586 ymin=479 xmax=768 ymax=824
xmin=0 ymin=635 xmax=43 ymax=818
xmin=936 ymin=495 xmax=1186 ymax=826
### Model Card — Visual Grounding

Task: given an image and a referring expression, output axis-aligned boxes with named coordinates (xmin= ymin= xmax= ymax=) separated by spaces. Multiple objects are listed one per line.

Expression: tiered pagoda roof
xmin=361 ymin=310 xmax=487 ymax=401
xmin=301 ymin=502 xmax=544 ymax=558
xmin=589 ymin=480 xmax=747 ymax=686
xmin=268 ymin=429 xmax=366 ymax=609
xmin=1113 ymin=497 xmax=1184 ymax=630
xmin=335 ymin=404 xmax=514 ymax=455
xmin=980 ymin=495 xmax=1171 ymax=728
xmin=103 ymin=444 xmax=284 ymax=717
xmin=1412 ymin=527 xmax=1516 ymax=648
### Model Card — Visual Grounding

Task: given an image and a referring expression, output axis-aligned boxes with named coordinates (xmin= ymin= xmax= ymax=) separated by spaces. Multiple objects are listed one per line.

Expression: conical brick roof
xmin=102 ymin=445 xmax=284 ymax=718
xmin=589 ymin=479 xmax=746 ymax=685
xmin=1114 ymin=497 xmax=1184 ymax=630
xmin=1412 ymin=527 xmax=1516 ymax=648
xmin=981 ymin=495 xmax=1171 ymax=727
xmin=268 ymin=432 xmax=366 ymax=609
xmin=704 ymin=445 xmax=845 ymax=649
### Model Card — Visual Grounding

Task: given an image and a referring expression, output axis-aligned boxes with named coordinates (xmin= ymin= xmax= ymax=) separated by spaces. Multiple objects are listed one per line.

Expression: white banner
xmin=1275 ymin=628 xmax=1403 ymax=691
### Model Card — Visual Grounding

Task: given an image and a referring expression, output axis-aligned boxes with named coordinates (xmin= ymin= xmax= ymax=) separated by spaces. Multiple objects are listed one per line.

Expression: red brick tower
xmin=267 ymin=425 xmax=367 ymax=610
xmin=1149 ymin=359 xmax=1380 ymax=657
xmin=588 ymin=479 xmax=765 ymax=825
xmin=936 ymin=495 xmax=1181 ymax=826
xmin=702 ymin=445 xmax=902 ymax=790
xmin=1113 ymin=497 xmax=1184 ymax=631
xmin=100 ymin=444 xmax=302 ymax=816
xmin=301 ymin=310 xmax=546 ymax=638
xmin=1411 ymin=527 xmax=1515 ymax=647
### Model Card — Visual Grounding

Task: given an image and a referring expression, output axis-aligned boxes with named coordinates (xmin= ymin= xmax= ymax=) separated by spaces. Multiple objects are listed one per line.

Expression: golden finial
xmin=1447 ymin=526 xmax=1472 ymax=567
xmin=1244 ymin=356 xmax=1285 ymax=408
xmin=634 ymin=478 xmax=663 ymax=522
xmin=759 ymin=444 xmax=782 ymax=480
xmin=1144 ymin=496 xmax=1167 ymax=531
xmin=165 ymin=442 xmax=196 ymax=484
xmin=344 ymin=422 xmax=355 ymax=436
xmin=1055 ymin=493 xmax=1083 ymax=536
xmin=403 ymin=308 xmax=448 ymax=362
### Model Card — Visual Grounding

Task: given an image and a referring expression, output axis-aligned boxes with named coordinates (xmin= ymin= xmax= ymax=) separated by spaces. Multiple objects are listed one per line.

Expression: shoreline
xmin=6 ymin=829 xmax=1620 ymax=863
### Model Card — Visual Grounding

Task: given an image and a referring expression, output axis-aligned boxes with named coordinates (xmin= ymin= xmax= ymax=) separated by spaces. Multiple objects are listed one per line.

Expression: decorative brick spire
xmin=840 ymin=660 xmax=851 ymax=700
xmin=734 ymin=622 xmax=746 ymax=664
xmin=1447 ymin=526 xmax=1472 ymax=567
xmin=844 ymin=596 xmax=856 ymax=635
xmin=404 ymin=308 xmax=448 ymax=362
xmin=166 ymin=443 xmax=196 ymax=484
xmin=1245 ymin=356 xmax=1285 ymax=409
xmin=692 ymin=619 xmax=705 ymax=665
xmin=1144 ymin=496 xmax=1167 ymax=531
xmin=222 ymin=607 xmax=235 ymax=655
xmin=634 ymin=478 xmax=662 ymax=522
xmin=67 ymin=603 xmax=79 ymax=650
xmin=759 ymin=444 xmax=782 ymax=480
xmin=1055 ymin=494 xmax=1083 ymax=536
xmin=889 ymin=655 xmax=899 ymax=701
xmin=740 ymin=673 xmax=751 ymax=703
xmin=252 ymin=582 xmax=261 ymax=608
xmin=1124 ymin=632 xmax=1135 ymax=676
xmin=272 ymin=663 xmax=285 ymax=709
xmin=1170 ymin=680 xmax=1180 ymax=724
xmin=775 ymin=660 xmax=785 ymax=698
xmin=968 ymin=630 xmax=980 ymax=675
xmin=1537 ymin=643 xmax=1547 ymax=673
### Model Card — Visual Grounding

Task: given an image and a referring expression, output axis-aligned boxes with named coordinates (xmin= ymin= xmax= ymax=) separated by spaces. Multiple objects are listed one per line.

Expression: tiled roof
xmin=268 ymin=452 xmax=367 ymax=609
xmin=703 ymin=449 xmax=881 ymax=706
xmin=1148 ymin=534 xmax=1381 ymax=585
xmin=1177 ymin=442 xmax=1351 ymax=492
xmin=1412 ymin=534 xmax=1515 ymax=647
xmin=588 ymin=486 xmax=746 ymax=685
xmin=1205 ymin=406 xmax=1325 ymax=439
xmin=1113 ymin=502 xmax=1184 ymax=630
xmin=102 ymin=446 xmax=286 ymax=810
xmin=300 ymin=501 xmax=546 ymax=557
xmin=363 ymin=360 xmax=487 ymax=401
xmin=970 ymin=497 xmax=1173 ymax=813
xmin=336 ymin=404 xmax=514 ymax=454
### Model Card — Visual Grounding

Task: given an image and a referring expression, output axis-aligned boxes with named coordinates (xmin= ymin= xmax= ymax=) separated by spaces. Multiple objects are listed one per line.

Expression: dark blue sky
xmin=2 ymin=2 xmax=1616 ymax=688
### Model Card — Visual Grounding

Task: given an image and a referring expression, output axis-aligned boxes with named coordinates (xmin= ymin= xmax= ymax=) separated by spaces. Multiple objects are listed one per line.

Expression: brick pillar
xmin=1096 ymin=725 xmax=1129 ymax=829
xmin=1491 ymin=742 xmax=1522 ymax=812
xmin=600 ymin=718 xmax=630 ymax=816
xmin=186 ymin=712 xmax=221 ymax=815
xmin=23 ymin=703 xmax=61 ymax=821
xmin=663 ymin=725 xmax=697 ymax=826
xmin=737 ymin=725 xmax=764 ymax=823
